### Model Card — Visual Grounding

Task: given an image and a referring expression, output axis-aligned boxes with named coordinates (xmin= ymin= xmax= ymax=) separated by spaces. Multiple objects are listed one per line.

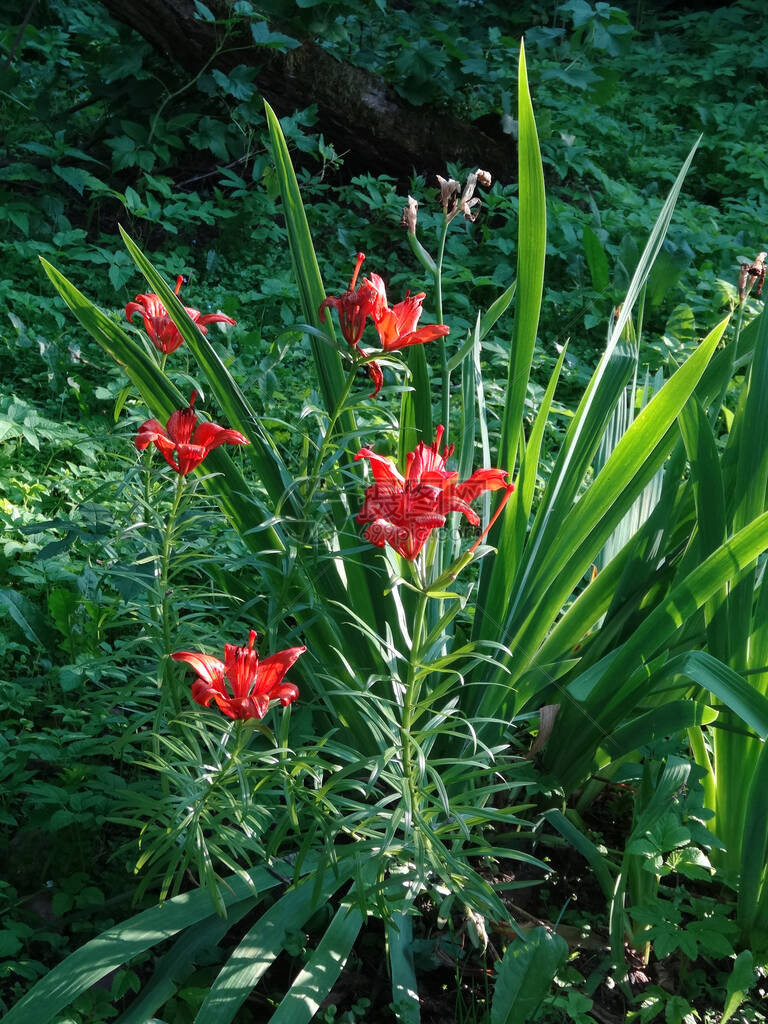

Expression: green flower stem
xmin=158 ymin=471 xmax=186 ymax=714
xmin=435 ymin=217 xmax=450 ymax=438
xmin=304 ymin=361 xmax=358 ymax=510
xmin=400 ymin=587 xmax=429 ymax=830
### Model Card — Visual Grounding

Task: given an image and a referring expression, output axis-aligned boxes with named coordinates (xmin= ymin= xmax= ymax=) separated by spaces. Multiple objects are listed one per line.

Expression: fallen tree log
xmin=97 ymin=0 xmax=516 ymax=181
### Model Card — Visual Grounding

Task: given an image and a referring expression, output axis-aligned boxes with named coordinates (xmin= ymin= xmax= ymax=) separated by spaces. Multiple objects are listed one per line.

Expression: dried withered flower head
xmin=476 ymin=169 xmax=492 ymax=188
xmin=738 ymin=251 xmax=767 ymax=303
xmin=400 ymin=195 xmax=418 ymax=234
xmin=436 ymin=174 xmax=461 ymax=214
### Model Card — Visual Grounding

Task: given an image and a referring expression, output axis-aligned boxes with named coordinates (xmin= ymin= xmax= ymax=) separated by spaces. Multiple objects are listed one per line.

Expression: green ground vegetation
xmin=1 ymin=1 xmax=768 ymax=1021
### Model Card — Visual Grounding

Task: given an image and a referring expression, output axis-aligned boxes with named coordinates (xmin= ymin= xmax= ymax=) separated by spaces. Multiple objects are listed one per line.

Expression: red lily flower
xmin=126 ymin=275 xmax=236 ymax=354
xmin=135 ymin=391 xmax=249 ymax=475
xmin=173 ymin=630 xmax=304 ymax=720
xmin=319 ymin=253 xmax=380 ymax=348
xmin=318 ymin=252 xmax=383 ymax=396
xmin=355 ymin=426 xmax=513 ymax=560
xmin=364 ymin=273 xmax=450 ymax=351
xmin=319 ymin=255 xmax=449 ymax=396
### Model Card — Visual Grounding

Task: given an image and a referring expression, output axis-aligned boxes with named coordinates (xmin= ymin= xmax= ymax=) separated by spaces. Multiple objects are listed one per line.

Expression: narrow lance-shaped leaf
xmin=472 ymin=314 xmax=726 ymax=726
xmin=196 ymin=868 xmax=350 ymax=1024
xmin=264 ymin=101 xmax=350 ymax=427
xmin=494 ymin=140 xmax=699 ymax=652
xmin=546 ymin=509 xmax=768 ymax=790
xmin=39 ymin=257 xmax=283 ymax=556
xmin=3 ymin=868 xmax=283 ymax=1024
xmin=510 ymin=316 xmax=727 ymax=639
xmin=118 ymin=227 xmax=296 ymax=515
xmin=498 ymin=39 xmax=546 ymax=476
xmin=474 ymin=40 xmax=544 ymax=637
xmin=491 ymin=926 xmax=568 ymax=1024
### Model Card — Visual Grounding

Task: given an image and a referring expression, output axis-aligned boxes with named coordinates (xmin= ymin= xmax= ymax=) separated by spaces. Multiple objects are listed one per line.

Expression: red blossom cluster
xmin=126 ymin=274 xmax=235 ymax=355
xmin=319 ymin=253 xmax=449 ymax=395
xmin=173 ymin=630 xmax=304 ymax=720
xmin=355 ymin=426 xmax=513 ymax=561
xmin=135 ymin=391 xmax=248 ymax=475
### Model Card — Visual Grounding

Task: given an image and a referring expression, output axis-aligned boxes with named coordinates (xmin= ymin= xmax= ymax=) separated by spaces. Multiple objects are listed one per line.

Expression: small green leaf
xmin=0 ymin=588 xmax=50 ymax=650
xmin=720 ymin=950 xmax=755 ymax=1024
xmin=491 ymin=927 xmax=568 ymax=1024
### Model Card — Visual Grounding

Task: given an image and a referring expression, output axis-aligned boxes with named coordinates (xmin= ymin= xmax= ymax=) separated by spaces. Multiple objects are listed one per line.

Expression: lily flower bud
xmin=401 ymin=195 xmax=419 ymax=235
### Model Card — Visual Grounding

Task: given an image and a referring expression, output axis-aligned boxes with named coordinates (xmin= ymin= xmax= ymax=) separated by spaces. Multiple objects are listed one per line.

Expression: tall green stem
xmin=158 ymin=471 xmax=186 ymax=713
xmin=401 ymin=589 xmax=429 ymax=829
xmin=435 ymin=219 xmax=450 ymax=437
xmin=303 ymin=362 xmax=358 ymax=512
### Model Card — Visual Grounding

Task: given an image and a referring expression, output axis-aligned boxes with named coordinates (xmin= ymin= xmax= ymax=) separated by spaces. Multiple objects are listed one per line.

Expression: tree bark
xmin=98 ymin=0 xmax=516 ymax=183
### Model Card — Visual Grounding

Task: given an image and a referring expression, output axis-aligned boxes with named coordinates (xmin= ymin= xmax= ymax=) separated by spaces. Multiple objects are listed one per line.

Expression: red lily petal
xmin=166 ymin=405 xmax=198 ymax=445
xmin=354 ymin=448 xmax=405 ymax=487
xmin=191 ymin=421 xmax=250 ymax=454
xmin=363 ymin=518 xmax=437 ymax=560
xmin=318 ymin=295 xmax=341 ymax=322
xmin=270 ymin=682 xmax=300 ymax=707
xmin=382 ymin=323 xmax=451 ymax=351
xmin=173 ymin=651 xmax=227 ymax=686
xmin=126 ymin=294 xmax=165 ymax=320
xmin=252 ymin=646 xmax=306 ymax=697
xmin=439 ymin=493 xmax=480 ymax=525
xmin=197 ymin=312 xmax=236 ymax=328
xmin=390 ymin=292 xmax=427 ymax=335
xmin=455 ymin=468 xmax=511 ymax=503
xmin=174 ymin=444 xmax=209 ymax=475
xmin=407 ymin=427 xmax=453 ymax=480
xmin=190 ymin=680 xmax=233 ymax=713
xmin=135 ymin=419 xmax=168 ymax=451
xmin=363 ymin=273 xmax=389 ymax=319
xmin=224 ymin=632 xmax=259 ymax=700
xmin=237 ymin=694 xmax=270 ymax=719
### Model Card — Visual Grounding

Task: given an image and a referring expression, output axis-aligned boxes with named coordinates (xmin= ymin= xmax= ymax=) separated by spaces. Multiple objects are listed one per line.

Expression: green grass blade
xmin=475 ymin=41 xmax=544 ymax=637
xmin=658 ymin=651 xmax=768 ymax=737
xmin=544 ymin=810 xmax=615 ymax=899
xmin=498 ymin=40 xmax=545 ymax=475
xmin=195 ymin=869 xmax=349 ymax=1023
xmin=494 ymin=140 xmax=700 ymax=649
xmin=736 ymin=740 xmax=768 ymax=938
xmin=387 ymin=912 xmax=421 ymax=1024
xmin=116 ymin=900 xmax=254 ymax=1024
xmin=510 ymin=344 xmax=567 ymax=564
xmin=4 ymin=870 xmax=280 ymax=1024
xmin=601 ymin=701 xmax=717 ymax=769
xmin=678 ymin=395 xmax=729 ymax=660
xmin=264 ymin=101 xmax=349 ymax=422
xmin=267 ymin=901 xmax=365 ymax=1024
xmin=515 ymin=318 xmax=725 ymax=622
xmin=480 ymin=280 xmax=517 ymax=342
xmin=399 ymin=343 xmax=433 ymax=462
xmin=474 ymin=314 xmax=726 ymax=723
xmin=546 ymin=508 xmax=768 ymax=789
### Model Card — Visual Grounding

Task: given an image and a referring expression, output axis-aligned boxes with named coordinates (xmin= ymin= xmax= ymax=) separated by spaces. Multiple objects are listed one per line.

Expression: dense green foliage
xmin=2 ymin=1 xmax=768 ymax=1021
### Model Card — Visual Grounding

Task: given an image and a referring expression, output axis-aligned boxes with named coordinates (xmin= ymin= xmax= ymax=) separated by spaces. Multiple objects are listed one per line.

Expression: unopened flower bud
xmin=400 ymin=195 xmax=418 ymax=234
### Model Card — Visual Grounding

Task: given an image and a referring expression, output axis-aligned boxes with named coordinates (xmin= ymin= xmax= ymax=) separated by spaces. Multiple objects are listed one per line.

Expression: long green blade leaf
xmin=4 ymin=870 xmax=280 ymax=1024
